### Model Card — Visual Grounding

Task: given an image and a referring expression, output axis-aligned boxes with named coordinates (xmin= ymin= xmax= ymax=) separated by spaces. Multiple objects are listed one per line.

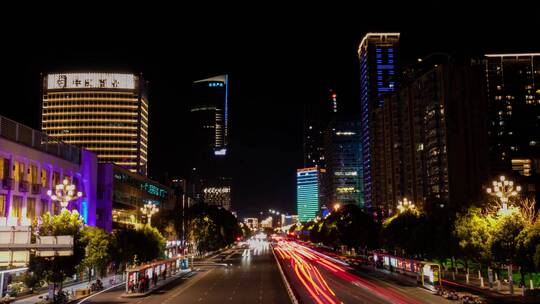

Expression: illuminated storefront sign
xmin=334 ymin=171 xmax=358 ymax=176
xmin=203 ymin=187 xmax=231 ymax=194
xmin=140 ymin=183 xmax=167 ymax=198
xmin=47 ymin=73 xmax=135 ymax=90
xmin=336 ymin=187 xmax=356 ymax=193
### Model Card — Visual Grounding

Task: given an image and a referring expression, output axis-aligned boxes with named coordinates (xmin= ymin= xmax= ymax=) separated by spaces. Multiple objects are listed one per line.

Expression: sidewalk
xmin=440 ymin=270 xmax=526 ymax=295
xmin=121 ymin=269 xmax=192 ymax=298
xmin=13 ymin=274 xmax=124 ymax=304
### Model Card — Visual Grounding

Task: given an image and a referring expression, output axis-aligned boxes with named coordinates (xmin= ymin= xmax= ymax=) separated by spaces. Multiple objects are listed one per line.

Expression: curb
xmin=72 ymin=281 xmax=125 ymax=304
xmin=120 ymin=270 xmax=193 ymax=298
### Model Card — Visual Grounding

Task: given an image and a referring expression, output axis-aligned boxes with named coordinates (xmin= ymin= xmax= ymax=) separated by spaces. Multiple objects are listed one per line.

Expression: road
xmin=80 ymin=239 xmax=291 ymax=304
xmin=274 ymin=240 xmax=454 ymax=304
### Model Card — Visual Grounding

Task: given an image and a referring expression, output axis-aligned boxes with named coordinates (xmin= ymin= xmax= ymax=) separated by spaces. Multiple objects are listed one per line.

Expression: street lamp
xmin=140 ymin=203 xmax=159 ymax=226
xmin=486 ymin=175 xmax=521 ymax=211
xmin=486 ymin=175 xmax=521 ymax=294
xmin=333 ymin=203 xmax=341 ymax=212
xmin=47 ymin=177 xmax=83 ymax=211
xmin=397 ymin=198 xmax=415 ymax=214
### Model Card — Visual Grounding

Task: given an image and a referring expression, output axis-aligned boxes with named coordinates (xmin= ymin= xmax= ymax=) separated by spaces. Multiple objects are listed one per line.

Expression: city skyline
xmin=2 ymin=8 xmax=539 ymax=217
xmin=1 ymin=5 xmax=540 ymax=304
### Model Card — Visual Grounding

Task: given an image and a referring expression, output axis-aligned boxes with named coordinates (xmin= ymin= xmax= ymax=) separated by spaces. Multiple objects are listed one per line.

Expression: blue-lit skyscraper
xmin=297 ymin=167 xmax=324 ymax=222
xmin=358 ymin=33 xmax=400 ymax=210
xmin=192 ymin=75 xmax=229 ymax=156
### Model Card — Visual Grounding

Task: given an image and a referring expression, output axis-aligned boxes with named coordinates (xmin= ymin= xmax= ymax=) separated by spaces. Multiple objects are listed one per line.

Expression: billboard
xmin=47 ymin=73 xmax=135 ymax=90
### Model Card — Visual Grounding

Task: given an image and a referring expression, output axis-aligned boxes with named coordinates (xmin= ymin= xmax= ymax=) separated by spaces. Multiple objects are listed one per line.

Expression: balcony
xmin=31 ymin=183 xmax=41 ymax=195
xmin=1 ymin=178 xmax=14 ymax=190
xmin=19 ymin=181 xmax=30 ymax=192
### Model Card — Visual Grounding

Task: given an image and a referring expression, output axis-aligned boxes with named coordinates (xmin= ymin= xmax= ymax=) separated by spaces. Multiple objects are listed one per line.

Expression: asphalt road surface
xmin=274 ymin=240 xmax=454 ymax=304
xmin=81 ymin=240 xmax=291 ymax=304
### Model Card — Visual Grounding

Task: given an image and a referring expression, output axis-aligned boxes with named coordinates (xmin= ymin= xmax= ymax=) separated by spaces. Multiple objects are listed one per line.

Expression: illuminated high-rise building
xmin=325 ymin=121 xmax=363 ymax=208
xmin=191 ymin=75 xmax=229 ymax=156
xmin=372 ymin=57 xmax=489 ymax=216
xmin=485 ymin=53 xmax=540 ymax=202
xmin=303 ymin=90 xmax=339 ymax=169
xmin=189 ymin=75 xmax=232 ymax=209
xmin=358 ymin=33 xmax=400 ymax=210
xmin=296 ymin=167 xmax=325 ymax=222
xmin=41 ymin=73 xmax=148 ymax=175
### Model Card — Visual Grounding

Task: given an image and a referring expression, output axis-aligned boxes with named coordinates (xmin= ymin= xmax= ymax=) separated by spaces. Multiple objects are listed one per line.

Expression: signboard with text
xmin=47 ymin=73 xmax=135 ymax=90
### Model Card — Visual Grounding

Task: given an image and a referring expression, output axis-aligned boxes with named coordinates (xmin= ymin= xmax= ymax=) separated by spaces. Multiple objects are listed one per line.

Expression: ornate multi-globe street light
xmin=485 ymin=175 xmax=522 ymax=294
xmin=396 ymin=198 xmax=415 ymax=214
xmin=47 ymin=177 xmax=83 ymax=211
xmin=486 ymin=175 xmax=521 ymax=212
xmin=140 ymin=203 xmax=159 ymax=226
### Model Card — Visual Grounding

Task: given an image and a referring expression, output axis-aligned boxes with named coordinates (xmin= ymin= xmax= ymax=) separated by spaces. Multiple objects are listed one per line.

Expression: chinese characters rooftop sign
xmin=47 ymin=73 xmax=135 ymax=90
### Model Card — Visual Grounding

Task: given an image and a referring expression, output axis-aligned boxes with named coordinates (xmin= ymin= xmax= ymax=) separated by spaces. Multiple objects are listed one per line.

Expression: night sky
xmin=2 ymin=4 xmax=538 ymax=217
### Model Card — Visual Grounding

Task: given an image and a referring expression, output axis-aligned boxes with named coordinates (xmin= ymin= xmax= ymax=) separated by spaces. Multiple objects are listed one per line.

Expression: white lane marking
xmin=76 ymin=281 xmax=125 ymax=304
xmin=165 ymin=267 xmax=215 ymax=300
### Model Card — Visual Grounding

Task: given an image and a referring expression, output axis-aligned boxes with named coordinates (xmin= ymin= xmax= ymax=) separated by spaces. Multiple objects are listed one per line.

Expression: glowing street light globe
xmin=140 ymin=203 xmax=159 ymax=226
xmin=47 ymin=177 xmax=84 ymax=210
xmin=486 ymin=175 xmax=521 ymax=211
xmin=397 ymin=198 xmax=415 ymax=214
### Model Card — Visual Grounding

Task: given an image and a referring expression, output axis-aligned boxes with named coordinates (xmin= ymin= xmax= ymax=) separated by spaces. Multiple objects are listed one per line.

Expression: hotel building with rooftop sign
xmin=41 ymin=72 xmax=148 ymax=175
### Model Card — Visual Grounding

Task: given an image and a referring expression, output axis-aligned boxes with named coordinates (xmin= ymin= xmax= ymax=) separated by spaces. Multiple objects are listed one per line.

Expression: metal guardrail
xmin=0 ymin=115 xmax=81 ymax=164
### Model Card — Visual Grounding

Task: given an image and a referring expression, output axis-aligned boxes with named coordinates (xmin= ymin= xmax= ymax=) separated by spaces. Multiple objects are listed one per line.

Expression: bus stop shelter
xmin=125 ymin=256 xmax=189 ymax=294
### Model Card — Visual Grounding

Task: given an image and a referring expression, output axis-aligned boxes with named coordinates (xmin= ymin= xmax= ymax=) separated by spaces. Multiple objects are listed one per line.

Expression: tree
xmin=141 ymin=225 xmax=167 ymax=260
xmin=491 ymin=207 xmax=526 ymax=284
xmin=28 ymin=210 xmax=85 ymax=292
xmin=288 ymin=224 xmax=297 ymax=235
xmin=334 ymin=204 xmax=378 ymax=250
xmin=80 ymin=226 xmax=113 ymax=280
xmin=299 ymin=220 xmax=317 ymax=242
xmin=301 ymin=204 xmax=377 ymax=252
xmin=454 ymin=207 xmax=495 ymax=268
xmin=516 ymin=220 xmax=540 ymax=276
xmin=188 ymin=216 xmax=221 ymax=253
xmin=241 ymin=224 xmax=252 ymax=239
xmin=111 ymin=225 xmax=166 ymax=269
xmin=153 ymin=202 xmax=183 ymax=240
xmin=185 ymin=203 xmax=240 ymax=254
xmin=382 ymin=209 xmax=427 ymax=258
xmin=316 ymin=218 xmax=338 ymax=249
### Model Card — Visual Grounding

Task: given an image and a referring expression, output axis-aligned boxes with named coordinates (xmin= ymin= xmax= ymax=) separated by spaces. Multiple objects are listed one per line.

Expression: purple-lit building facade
xmin=0 ymin=115 xmax=98 ymax=227
xmin=97 ymin=163 xmax=176 ymax=232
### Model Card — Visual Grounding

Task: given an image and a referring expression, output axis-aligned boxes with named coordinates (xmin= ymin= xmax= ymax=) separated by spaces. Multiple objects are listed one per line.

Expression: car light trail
xmin=274 ymin=240 xmax=423 ymax=304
